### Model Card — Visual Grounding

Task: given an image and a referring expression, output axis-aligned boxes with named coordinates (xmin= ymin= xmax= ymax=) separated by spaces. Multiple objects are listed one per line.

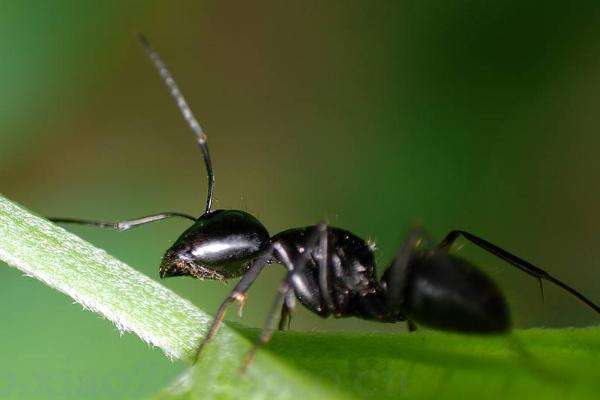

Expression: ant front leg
xmin=241 ymin=227 xmax=333 ymax=370
xmin=242 ymin=277 xmax=292 ymax=372
xmin=194 ymin=248 xmax=272 ymax=362
xmin=242 ymin=223 xmax=332 ymax=371
xmin=194 ymin=241 xmax=297 ymax=362
xmin=438 ymin=230 xmax=600 ymax=314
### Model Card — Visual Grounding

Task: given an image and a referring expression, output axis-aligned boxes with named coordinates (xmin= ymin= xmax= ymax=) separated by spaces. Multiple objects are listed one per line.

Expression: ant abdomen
xmin=400 ymin=251 xmax=510 ymax=333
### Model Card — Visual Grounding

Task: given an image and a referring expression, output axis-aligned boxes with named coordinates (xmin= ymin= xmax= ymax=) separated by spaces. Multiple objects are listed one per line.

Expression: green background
xmin=1 ymin=1 xmax=599 ymax=399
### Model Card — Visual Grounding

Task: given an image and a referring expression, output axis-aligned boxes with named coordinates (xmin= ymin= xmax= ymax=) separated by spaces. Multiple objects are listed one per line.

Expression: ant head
xmin=138 ymin=38 xmax=269 ymax=279
xmin=159 ymin=209 xmax=270 ymax=280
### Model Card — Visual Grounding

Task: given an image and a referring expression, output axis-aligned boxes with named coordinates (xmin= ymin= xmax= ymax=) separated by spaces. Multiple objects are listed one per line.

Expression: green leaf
xmin=153 ymin=326 xmax=600 ymax=400
xmin=1 ymin=194 xmax=599 ymax=400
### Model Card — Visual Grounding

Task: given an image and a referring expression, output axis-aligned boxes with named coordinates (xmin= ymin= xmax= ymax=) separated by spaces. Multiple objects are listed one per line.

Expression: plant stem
xmin=0 ymin=194 xmax=210 ymax=360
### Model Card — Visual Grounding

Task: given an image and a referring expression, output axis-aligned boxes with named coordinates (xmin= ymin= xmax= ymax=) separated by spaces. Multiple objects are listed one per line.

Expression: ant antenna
xmin=136 ymin=33 xmax=215 ymax=214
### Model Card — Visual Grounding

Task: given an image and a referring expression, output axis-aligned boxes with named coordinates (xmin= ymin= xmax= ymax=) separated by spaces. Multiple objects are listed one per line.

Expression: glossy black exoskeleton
xmin=159 ymin=210 xmax=270 ymax=280
xmin=49 ymin=35 xmax=600 ymax=367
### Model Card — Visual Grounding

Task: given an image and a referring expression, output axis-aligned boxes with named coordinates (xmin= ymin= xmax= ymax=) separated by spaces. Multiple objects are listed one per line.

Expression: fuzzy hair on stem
xmin=0 ymin=194 xmax=210 ymax=360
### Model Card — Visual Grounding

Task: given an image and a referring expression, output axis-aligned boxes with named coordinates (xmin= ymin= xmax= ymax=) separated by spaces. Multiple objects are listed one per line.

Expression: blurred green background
xmin=1 ymin=1 xmax=600 ymax=399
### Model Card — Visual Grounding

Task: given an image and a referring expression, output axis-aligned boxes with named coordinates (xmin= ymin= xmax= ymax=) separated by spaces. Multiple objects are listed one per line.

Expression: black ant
xmin=50 ymin=35 xmax=600 ymax=368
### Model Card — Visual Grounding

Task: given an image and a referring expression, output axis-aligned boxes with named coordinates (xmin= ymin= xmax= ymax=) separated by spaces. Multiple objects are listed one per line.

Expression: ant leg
xmin=315 ymin=222 xmax=336 ymax=313
xmin=194 ymin=241 xmax=296 ymax=361
xmin=48 ymin=212 xmax=196 ymax=231
xmin=286 ymin=222 xmax=330 ymax=304
xmin=278 ymin=290 xmax=296 ymax=331
xmin=272 ymin=241 xmax=298 ymax=331
xmin=438 ymin=230 xmax=600 ymax=314
xmin=384 ymin=227 xmax=424 ymax=311
xmin=242 ymin=277 xmax=292 ymax=372
xmin=194 ymin=247 xmax=273 ymax=361
xmin=407 ymin=320 xmax=418 ymax=332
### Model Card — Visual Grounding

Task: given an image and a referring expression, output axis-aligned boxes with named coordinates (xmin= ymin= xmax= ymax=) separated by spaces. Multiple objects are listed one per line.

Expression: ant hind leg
xmin=438 ymin=230 xmax=600 ymax=314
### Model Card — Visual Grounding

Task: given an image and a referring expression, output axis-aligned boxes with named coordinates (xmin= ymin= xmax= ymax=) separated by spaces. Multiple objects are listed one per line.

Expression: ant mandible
xmin=50 ymin=35 xmax=600 ymax=367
